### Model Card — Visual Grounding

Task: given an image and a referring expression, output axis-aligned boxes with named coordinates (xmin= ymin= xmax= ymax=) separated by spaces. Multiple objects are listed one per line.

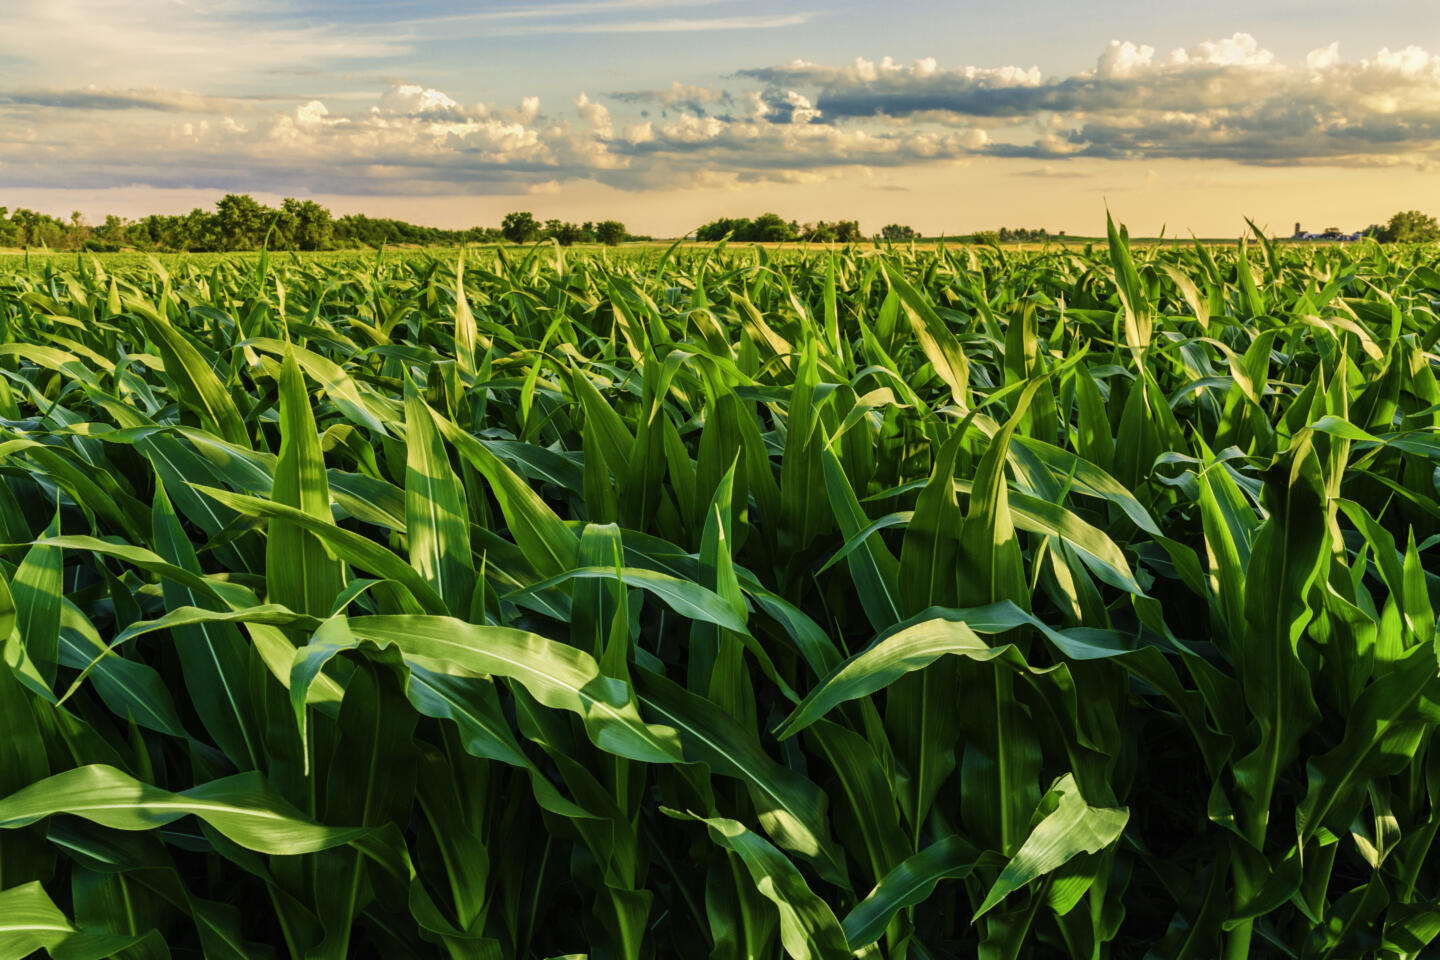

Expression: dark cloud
xmin=605 ymin=83 xmax=734 ymax=118
xmin=0 ymin=89 xmax=198 ymax=111
xmin=735 ymin=39 xmax=1440 ymax=166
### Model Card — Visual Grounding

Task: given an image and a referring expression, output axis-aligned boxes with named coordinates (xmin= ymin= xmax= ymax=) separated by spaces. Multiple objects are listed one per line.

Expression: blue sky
xmin=2 ymin=0 xmax=1439 ymax=235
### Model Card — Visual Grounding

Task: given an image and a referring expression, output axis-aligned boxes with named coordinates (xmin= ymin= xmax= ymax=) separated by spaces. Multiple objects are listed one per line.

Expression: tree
xmin=183 ymin=208 xmax=220 ymax=251
xmin=501 ymin=211 xmax=541 ymax=244
xmin=9 ymin=208 xmax=65 ymax=248
xmin=801 ymin=220 xmax=862 ymax=243
xmin=84 ymin=213 xmax=125 ymax=252
xmin=881 ymin=223 xmax=918 ymax=242
xmin=832 ymin=220 xmax=862 ymax=243
xmin=278 ymin=199 xmax=334 ymax=251
xmin=0 ymin=208 xmax=18 ymax=247
xmin=988 ymin=226 xmax=1050 ymax=244
xmin=595 ymin=220 xmax=627 ymax=245
xmin=67 ymin=211 xmax=90 ymax=249
xmin=696 ymin=217 xmax=750 ymax=242
xmin=97 ymin=214 xmax=127 ymax=244
xmin=1383 ymin=210 xmax=1440 ymax=243
xmin=544 ymin=220 xmax=585 ymax=246
xmin=215 ymin=194 xmax=270 ymax=251
xmin=749 ymin=212 xmax=798 ymax=243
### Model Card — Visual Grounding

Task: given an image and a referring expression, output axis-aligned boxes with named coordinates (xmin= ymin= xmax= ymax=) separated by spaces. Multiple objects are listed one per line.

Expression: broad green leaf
xmin=0 ymin=765 xmax=367 ymax=855
xmin=292 ymin=615 xmax=682 ymax=765
xmin=429 ymin=404 xmax=579 ymax=579
xmin=268 ymin=348 xmax=344 ymax=619
xmin=403 ymin=381 xmax=475 ymax=614
xmin=190 ymin=484 xmax=447 ymax=614
xmin=779 ymin=617 xmax=993 ymax=738
xmin=674 ymin=811 xmax=852 ymax=960
xmin=12 ymin=510 xmax=62 ymax=687
xmin=636 ymin=669 xmax=845 ymax=884
xmin=137 ymin=305 xmax=249 ymax=447
xmin=842 ymin=835 xmax=980 ymax=946
xmin=882 ymin=261 xmax=968 ymax=405
xmin=0 ymin=881 xmax=149 ymax=960
xmin=974 ymin=773 xmax=1129 ymax=917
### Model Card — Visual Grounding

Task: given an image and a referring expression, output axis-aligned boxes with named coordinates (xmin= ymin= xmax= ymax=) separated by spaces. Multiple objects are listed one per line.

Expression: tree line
xmin=693 ymin=214 xmax=919 ymax=244
xmin=4 ymin=195 xmax=1435 ymax=252
xmin=1367 ymin=210 xmax=1440 ymax=243
xmin=0 ymin=196 xmax=646 ymax=253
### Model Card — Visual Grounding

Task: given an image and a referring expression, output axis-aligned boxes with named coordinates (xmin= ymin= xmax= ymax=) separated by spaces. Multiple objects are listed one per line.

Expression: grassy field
xmin=0 ymin=226 xmax=1438 ymax=958
xmin=0 ymin=234 xmax=1351 ymax=271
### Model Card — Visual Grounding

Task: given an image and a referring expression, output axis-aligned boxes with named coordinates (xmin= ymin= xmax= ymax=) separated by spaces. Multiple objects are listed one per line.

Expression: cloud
xmin=0 ymin=88 xmax=234 ymax=112
xmin=735 ymin=35 xmax=1440 ymax=167
xmin=376 ymin=85 xmax=477 ymax=122
xmin=608 ymin=83 xmax=734 ymax=117
xmin=1012 ymin=165 xmax=1090 ymax=179
xmin=384 ymin=1 xmax=813 ymax=39
xmin=403 ymin=0 xmax=729 ymax=25
xmin=752 ymin=89 xmax=823 ymax=125
xmin=4 ymin=34 xmax=1440 ymax=198
xmin=0 ymin=74 xmax=986 ymax=195
xmin=479 ymin=13 xmax=815 ymax=36
xmin=0 ymin=0 xmax=411 ymax=88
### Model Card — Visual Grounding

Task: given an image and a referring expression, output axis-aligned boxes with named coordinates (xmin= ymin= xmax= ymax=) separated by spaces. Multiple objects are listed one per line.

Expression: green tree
xmin=278 ymin=199 xmax=334 ymax=251
xmin=802 ymin=220 xmax=860 ymax=243
xmin=501 ymin=211 xmax=541 ymax=244
xmin=67 ymin=211 xmax=90 ymax=250
xmin=96 ymin=214 xmax=127 ymax=244
xmin=749 ymin=212 xmax=798 ymax=242
xmin=594 ymin=220 xmax=627 ymax=245
xmin=545 ymin=221 xmax=586 ymax=246
xmin=1383 ymin=209 xmax=1440 ymax=242
xmin=695 ymin=217 xmax=750 ymax=242
xmin=215 ymin=194 xmax=270 ymax=251
xmin=9 ymin=208 xmax=65 ymax=248
xmin=696 ymin=214 xmax=800 ymax=243
xmin=184 ymin=208 xmax=220 ymax=251
xmin=881 ymin=223 xmax=918 ymax=242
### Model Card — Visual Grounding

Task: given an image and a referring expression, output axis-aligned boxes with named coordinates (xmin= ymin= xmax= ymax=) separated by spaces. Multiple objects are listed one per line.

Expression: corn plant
xmin=0 ymin=228 xmax=1438 ymax=958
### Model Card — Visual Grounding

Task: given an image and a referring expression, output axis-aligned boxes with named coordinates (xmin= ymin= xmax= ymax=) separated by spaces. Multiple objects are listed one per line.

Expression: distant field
xmin=0 ymin=245 xmax=550 ymax=272
xmin=0 ymin=246 xmax=687 ymax=280
xmin=0 ymin=234 xmax=1365 ymax=273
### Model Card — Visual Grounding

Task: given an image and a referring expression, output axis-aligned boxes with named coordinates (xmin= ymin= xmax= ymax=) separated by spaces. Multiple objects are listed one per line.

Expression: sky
xmin=1 ymin=0 xmax=1439 ymax=236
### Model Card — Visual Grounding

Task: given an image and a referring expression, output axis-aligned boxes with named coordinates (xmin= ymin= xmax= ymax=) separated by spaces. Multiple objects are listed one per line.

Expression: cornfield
xmin=1 ymin=223 xmax=1439 ymax=959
